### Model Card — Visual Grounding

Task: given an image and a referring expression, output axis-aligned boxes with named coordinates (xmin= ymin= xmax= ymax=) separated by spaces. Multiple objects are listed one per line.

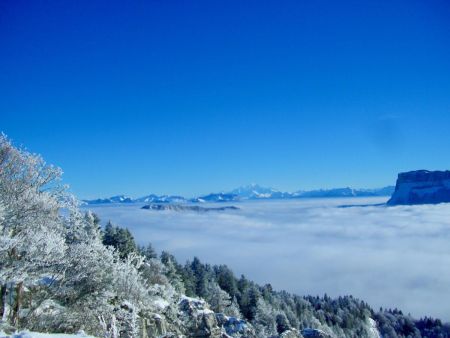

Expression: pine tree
xmin=204 ymin=280 xmax=231 ymax=313
xmin=190 ymin=257 xmax=208 ymax=298
xmin=139 ymin=243 xmax=157 ymax=260
xmin=214 ymin=265 xmax=238 ymax=299
xmin=103 ymin=221 xmax=117 ymax=248
xmin=102 ymin=222 xmax=137 ymax=259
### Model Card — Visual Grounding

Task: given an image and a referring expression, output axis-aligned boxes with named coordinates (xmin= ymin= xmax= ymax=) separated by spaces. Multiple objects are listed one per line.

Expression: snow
xmin=153 ymin=298 xmax=170 ymax=309
xmin=0 ymin=331 xmax=96 ymax=338
xmin=367 ymin=318 xmax=381 ymax=338
xmin=180 ymin=295 xmax=205 ymax=304
xmin=197 ymin=308 xmax=214 ymax=315
xmin=83 ymin=184 xmax=393 ymax=204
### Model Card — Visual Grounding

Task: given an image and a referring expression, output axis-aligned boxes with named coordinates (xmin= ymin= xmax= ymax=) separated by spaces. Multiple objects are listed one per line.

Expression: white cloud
xmin=84 ymin=197 xmax=450 ymax=320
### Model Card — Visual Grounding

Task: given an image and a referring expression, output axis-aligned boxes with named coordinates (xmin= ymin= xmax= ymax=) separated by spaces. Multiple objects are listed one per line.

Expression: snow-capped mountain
xmin=81 ymin=185 xmax=394 ymax=205
xmin=190 ymin=192 xmax=240 ymax=203
xmin=294 ymin=186 xmax=395 ymax=198
xmin=82 ymin=195 xmax=133 ymax=205
xmin=134 ymin=194 xmax=187 ymax=204
xmin=228 ymin=184 xmax=394 ymax=200
xmin=229 ymin=184 xmax=292 ymax=199
xmin=83 ymin=194 xmax=187 ymax=205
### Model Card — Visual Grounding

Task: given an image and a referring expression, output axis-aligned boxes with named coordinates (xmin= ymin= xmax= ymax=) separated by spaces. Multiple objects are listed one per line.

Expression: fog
xmin=83 ymin=197 xmax=450 ymax=320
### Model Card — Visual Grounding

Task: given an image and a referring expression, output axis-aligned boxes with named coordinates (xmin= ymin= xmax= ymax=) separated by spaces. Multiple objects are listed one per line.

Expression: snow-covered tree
xmin=204 ymin=280 xmax=231 ymax=314
xmin=160 ymin=251 xmax=186 ymax=294
xmin=0 ymin=135 xmax=155 ymax=335
xmin=0 ymin=134 xmax=68 ymax=326
xmin=225 ymin=296 xmax=242 ymax=318
xmin=253 ymin=298 xmax=277 ymax=337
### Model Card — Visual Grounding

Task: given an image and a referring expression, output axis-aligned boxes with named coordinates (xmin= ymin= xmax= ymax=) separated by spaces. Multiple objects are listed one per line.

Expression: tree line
xmin=1 ymin=133 xmax=449 ymax=338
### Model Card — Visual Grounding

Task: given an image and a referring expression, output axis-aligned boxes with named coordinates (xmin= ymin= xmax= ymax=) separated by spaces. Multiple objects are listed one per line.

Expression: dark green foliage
xmin=165 ymin=255 xmax=450 ymax=337
xmin=214 ymin=265 xmax=239 ymax=299
xmin=416 ymin=317 xmax=450 ymax=338
xmin=98 ymin=236 xmax=450 ymax=338
xmin=276 ymin=313 xmax=290 ymax=333
xmin=190 ymin=257 xmax=209 ymax=298
xmin=374 ymin=309 xmax=450 ymax=338
xmin=102 ymin=221 xmax=137 ymax=258
xmin=138 ymin=243 xmax=158 ymax=260
xmin=244 ymin=286 xmax=260 ymax=321
xmin=261 ymin=284 xmax=273 ymax=302
xmin=181 ymin=263 xmax=197 ymax=297
xmin=160 ymin=251 xmax=197 ymax=296
xmin=236 ymin=275 xmax=257 ymax=320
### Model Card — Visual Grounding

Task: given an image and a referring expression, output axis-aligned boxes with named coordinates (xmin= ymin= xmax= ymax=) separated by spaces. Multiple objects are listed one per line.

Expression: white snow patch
xmin=179 ymin=295 xmax=205 ymax=304
xmin=197 ymin=309 xmax=214 ymax=315
xmin=153 ymin=298 xmax=170 ymax=310
xmin=367 ymin=318 xmax=381 ymax=338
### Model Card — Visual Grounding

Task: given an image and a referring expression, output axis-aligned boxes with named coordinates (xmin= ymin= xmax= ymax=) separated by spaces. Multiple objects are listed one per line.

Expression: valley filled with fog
xmin=83 ymin=197 xmax=450 ymax=320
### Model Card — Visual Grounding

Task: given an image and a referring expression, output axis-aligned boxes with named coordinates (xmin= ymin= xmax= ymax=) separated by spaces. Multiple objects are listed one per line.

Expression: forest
xmin=1 ymin=133 xmax=449 ymax=338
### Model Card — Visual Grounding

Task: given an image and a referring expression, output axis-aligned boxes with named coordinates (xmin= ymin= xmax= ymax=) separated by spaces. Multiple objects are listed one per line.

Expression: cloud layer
xmin=84 ymin=197 xmax=450 ymax=320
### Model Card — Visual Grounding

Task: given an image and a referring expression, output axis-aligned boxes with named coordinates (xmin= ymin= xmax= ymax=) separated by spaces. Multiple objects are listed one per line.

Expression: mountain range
xmin=82 ymin=183 xmax=395 ymax=205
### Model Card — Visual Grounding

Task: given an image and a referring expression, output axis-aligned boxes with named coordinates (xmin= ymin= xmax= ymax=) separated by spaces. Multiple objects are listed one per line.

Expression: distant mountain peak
xmin=82 ymin=184 xmax=395 ymax=205
xmin=229 ymin=184 xmax=281 ymax=199
xmin=191 ymin=192 xmax=240 ymax=203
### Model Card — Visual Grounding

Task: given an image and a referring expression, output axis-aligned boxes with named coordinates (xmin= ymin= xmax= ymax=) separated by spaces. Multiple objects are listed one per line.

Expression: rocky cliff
xmin=387 ymin=170 xmax=450 ymax=205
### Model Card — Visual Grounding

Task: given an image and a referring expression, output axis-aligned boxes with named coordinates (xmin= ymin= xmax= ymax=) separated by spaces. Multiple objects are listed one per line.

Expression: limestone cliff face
xmin=387 ymin=170 xmax=450 ymax=205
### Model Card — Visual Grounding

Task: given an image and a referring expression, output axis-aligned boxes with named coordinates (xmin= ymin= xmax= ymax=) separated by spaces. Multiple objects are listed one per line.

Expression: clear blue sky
xmin=1 ymin=0 xmax=450 ymax=198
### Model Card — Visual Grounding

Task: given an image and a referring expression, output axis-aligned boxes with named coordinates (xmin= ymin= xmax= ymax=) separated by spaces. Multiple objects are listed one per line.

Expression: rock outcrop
xmin=387 ymin=170 xmax=450 ymax=205
xmin=215 ymin=313 xmax=256 ymax=338
xmin=141 ymin=296 xmax=257 ymax=338
xmin=178 ymin=296 xmax=222 ymax=338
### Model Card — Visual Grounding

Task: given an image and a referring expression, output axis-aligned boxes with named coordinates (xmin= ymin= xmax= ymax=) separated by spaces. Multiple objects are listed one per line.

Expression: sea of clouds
xmin=83 ymin=197 xmax=450 ymax=320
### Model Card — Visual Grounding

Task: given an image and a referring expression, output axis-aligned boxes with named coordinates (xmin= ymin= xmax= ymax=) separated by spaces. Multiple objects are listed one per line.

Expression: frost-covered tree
xmin=275 ymin=312 xmax=290 ymax=334
xmin=253 ymin=298 xmax=277 ymax=337
xmin=0 ymin=134 xmax=68 ymax=326
xmin=2 ymin=133 xmax=449 ymax=338
xmin=56 ymin=220 xmax=153 ymax=335
xmin=0 ymin=135 xmax=158 ymax=335
xmin=138 ymin=243 xmax=157 ymax=260
xmin=204 ymin=280 xmax=231 ymax=314
xmin=224 ymin=296 xmax=242 ymax=318
xmin=160 ymin=251 xmax=185 ymax=293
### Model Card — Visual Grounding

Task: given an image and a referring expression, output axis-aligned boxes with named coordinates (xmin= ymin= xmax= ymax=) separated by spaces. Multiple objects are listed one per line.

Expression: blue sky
xmin=1 ymin=0 xmax=450 ymax=198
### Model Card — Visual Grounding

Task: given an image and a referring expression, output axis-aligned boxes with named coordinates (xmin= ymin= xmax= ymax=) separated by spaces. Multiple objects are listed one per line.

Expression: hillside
xmin=1 ymin=135 xmax=449 ymax=338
